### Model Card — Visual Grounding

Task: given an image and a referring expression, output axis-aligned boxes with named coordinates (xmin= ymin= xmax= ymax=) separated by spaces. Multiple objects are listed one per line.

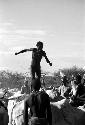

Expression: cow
xmin=51 ymin=99 xmax=85 ymax=125
xmin=46 ymin=88 xmax=63 ymax=102
xmin=0 ymin=105 xmax=9 ymax=125
xmin=8 ymin=99 xmax=30 ymax=125
xmin=8 ymin=98 xmax=85 ymax=125
xmin=0 ymin=89 xmax=26 ymax=125
xmin=0 ymin=90 xmax=9 ymax=125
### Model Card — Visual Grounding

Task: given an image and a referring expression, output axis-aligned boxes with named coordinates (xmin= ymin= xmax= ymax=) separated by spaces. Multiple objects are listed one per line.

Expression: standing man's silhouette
xmin=15 ymin=41 xmax=52 ymax=80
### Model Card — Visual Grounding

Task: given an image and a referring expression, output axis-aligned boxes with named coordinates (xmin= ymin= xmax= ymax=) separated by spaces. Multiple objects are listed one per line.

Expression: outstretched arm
xmin=44 ymin=52 xmax=52 ymax=66
xmin=15 ymin=48 xmax=33 ymax=55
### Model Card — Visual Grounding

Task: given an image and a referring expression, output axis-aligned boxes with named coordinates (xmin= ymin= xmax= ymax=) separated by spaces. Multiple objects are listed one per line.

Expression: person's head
xmin=31 ymin=78 xmax=41 ymax=91
xmin=75 ymin=74 xmax=81 ymax=85
xmin=71 ymin=75 xmax=75 ymax=81
xmin=62 ymin=75 xmax=68 ymax=86
xmin=36 ymin=41 xmax=43 ymax=50
xmin=83 ymin=74 xmax=85 ymax=80
xmin=24 ymin=80 xmax=28 ymax=86
xmin=24 ymin=78 xmax=28 ymax=86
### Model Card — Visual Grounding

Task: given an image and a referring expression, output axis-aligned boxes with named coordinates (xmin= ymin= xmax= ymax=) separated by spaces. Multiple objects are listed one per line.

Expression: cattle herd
xmin=0 ymin=82 xmax=85 ymax=125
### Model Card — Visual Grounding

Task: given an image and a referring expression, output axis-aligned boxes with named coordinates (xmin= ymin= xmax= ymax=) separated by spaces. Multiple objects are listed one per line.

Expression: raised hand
xmin=15 ymin=52 xmax=18 ymax=55
xmin=49 ymin=62 xmax=52 ymax=66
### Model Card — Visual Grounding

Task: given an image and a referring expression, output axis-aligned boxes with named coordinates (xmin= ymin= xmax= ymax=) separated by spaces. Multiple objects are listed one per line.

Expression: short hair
xmin=36 ymin=41 xmax=43 ymax=48
xmin=31 ymin=78 xmax=41 ymax=91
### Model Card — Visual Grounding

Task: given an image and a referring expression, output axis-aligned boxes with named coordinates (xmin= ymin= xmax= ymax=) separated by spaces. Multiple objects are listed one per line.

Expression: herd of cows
xmin=0 ymin=86 xmax=85 ymax=125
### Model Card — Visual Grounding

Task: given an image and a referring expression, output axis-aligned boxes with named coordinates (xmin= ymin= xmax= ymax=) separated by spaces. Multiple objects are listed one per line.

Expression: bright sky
xmin=0 ymin=0 xmax=85 ymax=74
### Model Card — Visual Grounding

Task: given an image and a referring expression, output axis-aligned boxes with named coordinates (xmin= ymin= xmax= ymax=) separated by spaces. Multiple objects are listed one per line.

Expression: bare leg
xmin=36 ymin=67 xmax=41 ymax=80
xmin=31 ymin=66 xmax=35 ymax=80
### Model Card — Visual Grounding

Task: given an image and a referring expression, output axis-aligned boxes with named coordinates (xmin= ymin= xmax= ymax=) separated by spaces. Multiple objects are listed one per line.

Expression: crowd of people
xmin=69 ymin=74 xmax=85 ymax=107
xmin=58 ymin=74 xmax=85 ymax=107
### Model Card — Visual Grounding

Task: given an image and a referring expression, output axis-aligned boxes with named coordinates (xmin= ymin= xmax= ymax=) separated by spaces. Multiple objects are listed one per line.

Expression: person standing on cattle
xmin=24 ymin=78 xmax=52 ymax=125
xmin=15 ymin=41 xmax=52 ymax=80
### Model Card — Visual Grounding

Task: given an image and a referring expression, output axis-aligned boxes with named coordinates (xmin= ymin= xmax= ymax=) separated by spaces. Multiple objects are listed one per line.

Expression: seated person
xmin=0 ymin=100 xmax=7 ymax=111
xmin=58 ymin=75 xmax=71 ymax=98
xmin=21 ymin=80 xmax=30 ymax=94
xmin=0 ymin=90 xmax=8 ymax=111
xmin=70 ymin=74 xmax=85 ymax=107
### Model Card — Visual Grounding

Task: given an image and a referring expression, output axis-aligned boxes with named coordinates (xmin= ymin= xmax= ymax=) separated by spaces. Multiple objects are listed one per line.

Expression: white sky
xmin=0 ymin=0 xmax=85 ymax=73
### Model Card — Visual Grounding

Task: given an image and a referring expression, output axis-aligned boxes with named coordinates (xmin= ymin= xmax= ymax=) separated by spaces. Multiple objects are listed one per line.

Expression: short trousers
xmin=31 ymin=65 xmax=41 ymax=79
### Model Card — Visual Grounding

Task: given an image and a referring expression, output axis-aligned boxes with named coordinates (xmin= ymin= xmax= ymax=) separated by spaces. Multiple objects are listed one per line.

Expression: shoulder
xmin=33 ymin=48 xmax=37 ymax=52
xmin=30 ymin=48 xmax=37 ymax=52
